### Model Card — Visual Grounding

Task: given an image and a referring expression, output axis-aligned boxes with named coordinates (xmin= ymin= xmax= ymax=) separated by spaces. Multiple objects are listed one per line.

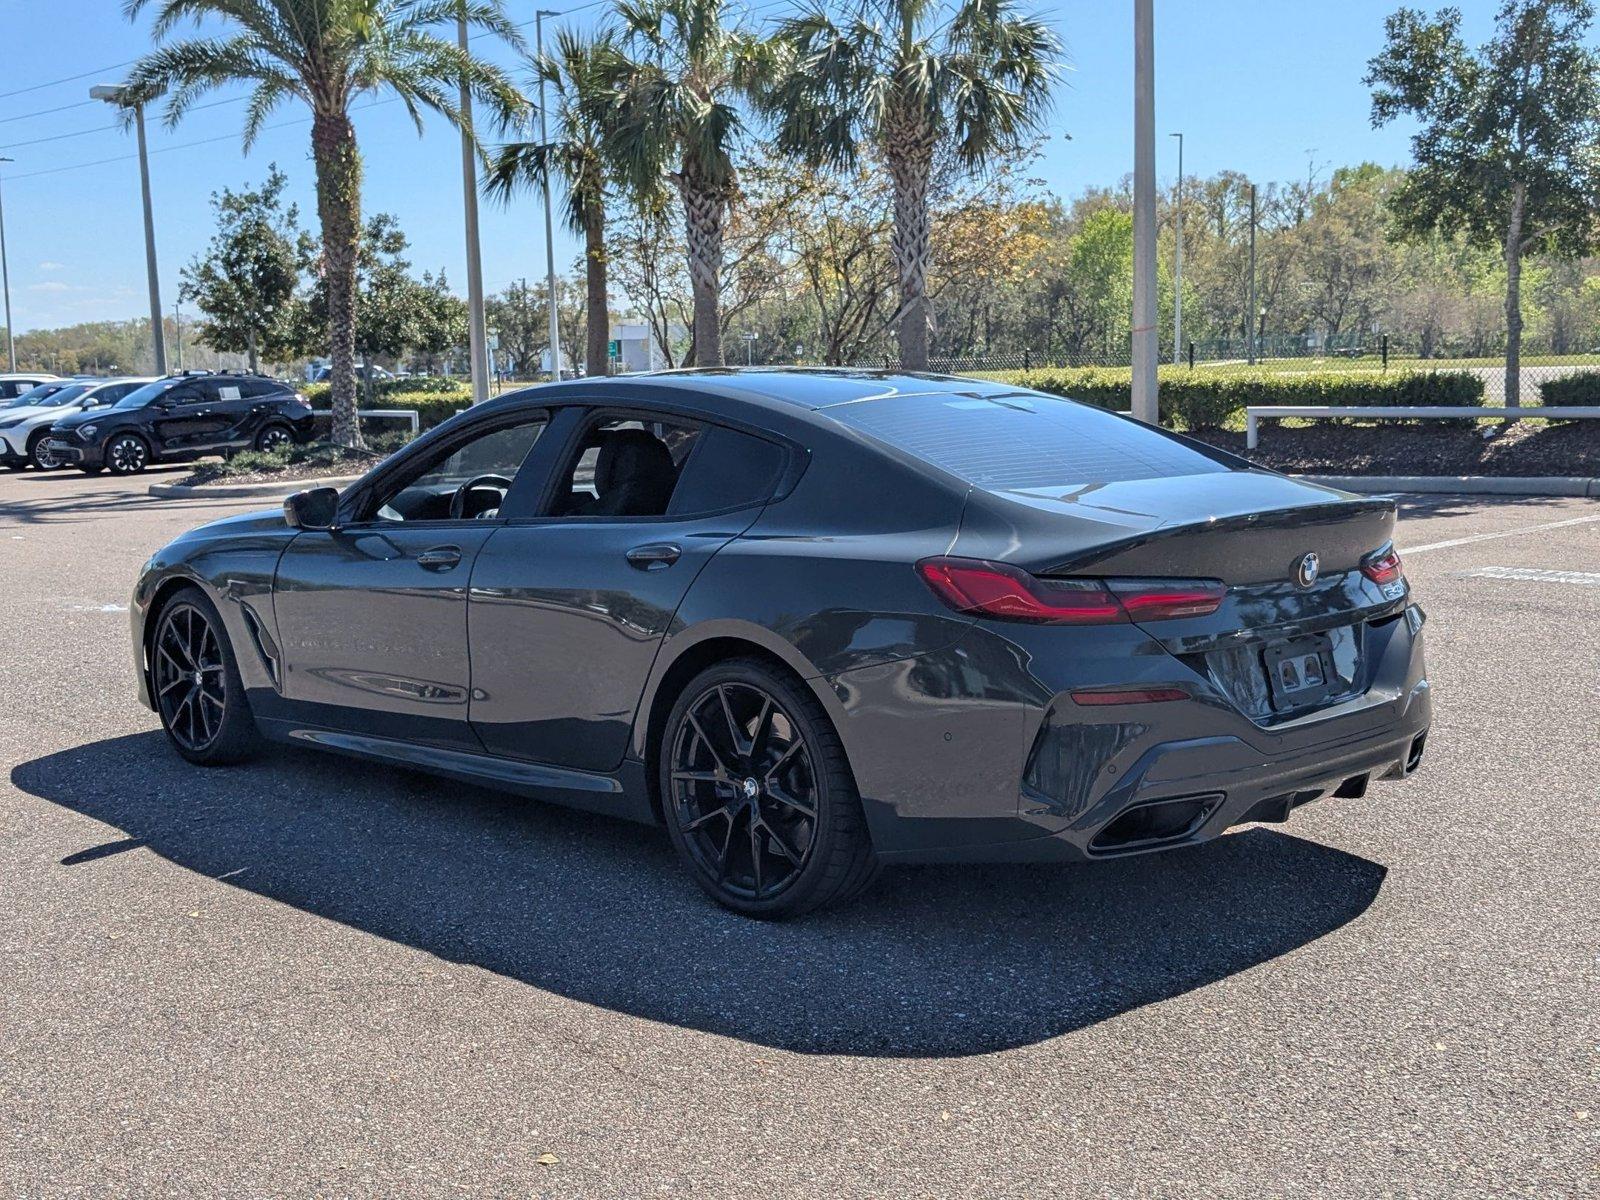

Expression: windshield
xmin=35 ymin=383 xmax=92 ymax=407
xmin=113 ymin=379 xmax=183 ymax=410
xmin=3 ymin=383 xmax=68 ymax=409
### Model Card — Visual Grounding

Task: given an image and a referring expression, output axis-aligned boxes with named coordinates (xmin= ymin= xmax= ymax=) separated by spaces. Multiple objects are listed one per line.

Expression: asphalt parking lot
xmin=2 ymin=467 xmax=1596 ymax=1198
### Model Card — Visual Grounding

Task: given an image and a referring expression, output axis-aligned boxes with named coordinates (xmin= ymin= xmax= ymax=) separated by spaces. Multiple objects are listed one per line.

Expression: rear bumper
xmin=829 ymin=602 xmax=1431 ymax=864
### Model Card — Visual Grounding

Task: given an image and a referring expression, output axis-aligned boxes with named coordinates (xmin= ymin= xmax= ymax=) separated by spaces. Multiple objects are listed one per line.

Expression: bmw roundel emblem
xmin=1295 ymin=552 xmax=1320 ymax=588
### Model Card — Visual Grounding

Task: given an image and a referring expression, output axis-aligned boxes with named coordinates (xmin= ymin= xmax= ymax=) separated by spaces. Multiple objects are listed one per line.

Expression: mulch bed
xmin=180 ymin=456 xmax=379 ymax=488
xmin=1197 ymin=420 xmax=1600 ymax=477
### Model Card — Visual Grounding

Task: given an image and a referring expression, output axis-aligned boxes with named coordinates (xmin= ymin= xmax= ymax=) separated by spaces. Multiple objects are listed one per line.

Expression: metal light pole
xmin=1170 ymin=131 xmax=1183 ymax=366
xmin=1130 ymin=0 xmax=1159 ymax=424
xmin=457 ymin=14 xmax=491 ymax=404
xmin=173 ymin=299 xmax=183 ymax=370
xmin=0 ymin=157 xmax=14 ymax=371
xmin=92 ymin=85 xmax=166 ymax=374
xmin=1247 ymin=183 xmax=1258 ymax=366
xmin=536 ymin=9 xmax=563 ymax=382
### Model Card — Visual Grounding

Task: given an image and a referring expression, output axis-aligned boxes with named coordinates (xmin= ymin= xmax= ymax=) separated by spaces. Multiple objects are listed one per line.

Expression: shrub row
xmin=992 ymin=367 xmax=1485 ymax=430
xmin=1538 ymin=371 xmax=1600 ymax=407
xmin=300 ymin=377 xmax=473 ymax=432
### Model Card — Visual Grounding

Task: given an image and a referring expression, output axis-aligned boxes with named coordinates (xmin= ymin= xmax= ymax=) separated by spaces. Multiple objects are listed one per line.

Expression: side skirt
xmin=255 ymin=718 xmax=658 ymax=825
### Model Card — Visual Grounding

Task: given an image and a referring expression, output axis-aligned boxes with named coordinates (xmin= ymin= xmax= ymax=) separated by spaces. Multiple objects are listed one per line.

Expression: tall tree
xmin=765 ymin=0 xmax=1061 ymax=370
xmin=124 ymin=0 xmax=527 ymax=445
xmin=486 ymin=30 xmax=620 ymax=377
xmin=179 ymin=164 xmax=308 ymax=372
xmin=298 ymin=213 xmax=466 ymax=398
xmin=1367 ymin=0 xmax=1600 ymax=402
xmin=597 ymin=0 xmax=767 ymax=366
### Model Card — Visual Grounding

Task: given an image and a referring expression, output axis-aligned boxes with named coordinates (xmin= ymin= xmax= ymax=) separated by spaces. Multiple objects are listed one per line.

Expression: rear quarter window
xmin=831 ymin=392 xmax=1230 ymax=493
xmin=668 ymin=424 xmax=787 ymax=516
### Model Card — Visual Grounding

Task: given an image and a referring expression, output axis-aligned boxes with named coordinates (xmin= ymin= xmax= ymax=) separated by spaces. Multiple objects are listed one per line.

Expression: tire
xmin=104 ymin=433 xmax=151 ymax=475
xmin=660 ymin=657 xmax=878 ymax=918
xmin=27 ymin=431 xmax=58 ymax=470
xmin=254 ymin=424 xmax=294 ymax=453
xmin=149 ymin=586 xmax=261 ymax=766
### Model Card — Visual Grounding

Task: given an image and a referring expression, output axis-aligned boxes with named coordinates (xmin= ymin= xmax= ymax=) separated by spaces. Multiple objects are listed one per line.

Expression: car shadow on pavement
xmin=13 ymin=731 xmax=1387 ymax=1058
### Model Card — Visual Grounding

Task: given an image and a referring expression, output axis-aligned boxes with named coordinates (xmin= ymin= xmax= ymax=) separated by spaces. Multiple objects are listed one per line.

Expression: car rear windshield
xmin=831 ymin=391 xmax=1231 ymax=493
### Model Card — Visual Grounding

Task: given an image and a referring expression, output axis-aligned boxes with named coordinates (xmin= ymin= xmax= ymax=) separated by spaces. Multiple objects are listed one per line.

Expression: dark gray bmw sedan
xmin=131 ymin=370 xmax=1430 ymax=917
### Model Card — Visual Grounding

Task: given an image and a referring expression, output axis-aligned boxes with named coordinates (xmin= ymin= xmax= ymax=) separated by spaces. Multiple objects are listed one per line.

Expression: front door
xmin=468 ymin=412 xmax=789 ymax=772
xmin=270 ymin=411 xmax=550 ymax=748
xmin=149 ymin=383 xmax=227 ymax=453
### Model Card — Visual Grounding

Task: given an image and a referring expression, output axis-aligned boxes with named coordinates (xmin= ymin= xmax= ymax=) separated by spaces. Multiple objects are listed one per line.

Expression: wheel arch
xmin=633 ymin=623 xmax=848 ymax=824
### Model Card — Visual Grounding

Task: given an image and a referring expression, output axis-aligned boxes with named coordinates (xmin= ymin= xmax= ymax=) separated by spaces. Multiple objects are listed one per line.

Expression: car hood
xmin=184 ymin=508 xmax=292 ymax=539
xmin=0 ymin=405 xmax=66 ymax=423
xmin=49 ymin=407 xmax=104 ymax=430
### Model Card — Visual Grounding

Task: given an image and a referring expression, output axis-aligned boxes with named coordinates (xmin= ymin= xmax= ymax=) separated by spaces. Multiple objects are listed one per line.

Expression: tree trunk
xmin=312 ymin=109 xmax=364 ymax=448
xmin=246 ymin=328 xmax=259 ymax=374
xmin=887 ymin=125 xmax=935 ymax=371
xmin=679 ymin=175 xmax=726 ymax=367
xmin=584 ymin=207 xmax=609 ymax=377
xmin=1503 ymin=181 xmax=1526 ymax=408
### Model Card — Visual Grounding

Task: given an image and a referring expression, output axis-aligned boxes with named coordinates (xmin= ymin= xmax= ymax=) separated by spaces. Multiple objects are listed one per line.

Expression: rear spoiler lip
xmin=1031 ymin=496 xmax=1398 ymax=577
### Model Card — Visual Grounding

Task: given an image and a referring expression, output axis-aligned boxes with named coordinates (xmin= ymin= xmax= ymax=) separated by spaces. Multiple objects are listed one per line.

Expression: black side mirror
xmin=283 ymin=486 xmax=339 ymax=531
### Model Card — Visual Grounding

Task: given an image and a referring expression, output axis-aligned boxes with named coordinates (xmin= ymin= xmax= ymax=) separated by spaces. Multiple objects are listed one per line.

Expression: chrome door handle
xmin=626 ymin=542 xmax=681 ymax=569
xmin=416 ymin=546 xmax=463 ymax=571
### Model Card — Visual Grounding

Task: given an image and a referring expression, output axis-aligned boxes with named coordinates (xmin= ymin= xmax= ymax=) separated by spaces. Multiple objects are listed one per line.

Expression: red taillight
xmin=916 ymin=558 xmax=1125 ymax=624
xmin=1108 ymin=579 xmax=1227 ymax=621
xmin=916 ymin=558 xmax=1226 ymax=625
xmin=1361 ymin=545 xmax=1403 ymax=585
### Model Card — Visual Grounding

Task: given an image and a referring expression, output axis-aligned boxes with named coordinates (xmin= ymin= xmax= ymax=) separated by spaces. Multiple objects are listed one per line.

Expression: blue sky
xmin=0 ymin=1 xmax=1511 ymax=333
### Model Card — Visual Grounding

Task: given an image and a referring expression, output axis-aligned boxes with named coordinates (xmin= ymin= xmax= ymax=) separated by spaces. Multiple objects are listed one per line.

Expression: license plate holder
xmin=1263 ymin=635 xmax=1335 ymax=709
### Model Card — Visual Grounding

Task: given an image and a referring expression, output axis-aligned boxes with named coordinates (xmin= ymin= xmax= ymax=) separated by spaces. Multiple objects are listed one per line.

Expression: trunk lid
xmin=955 ymin=470 xmax=1408 ymax=722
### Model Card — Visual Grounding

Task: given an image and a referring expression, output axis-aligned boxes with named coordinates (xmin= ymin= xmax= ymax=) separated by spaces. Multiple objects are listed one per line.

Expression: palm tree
xmin=598 ymin=0 xmax=767 ymax=367
xmin=485 ymin=30 xmax=621 ymax=378
xmin=123 ymin=0 xmax=528 ymax=447
xmin=765 ymin=0 xmax=1060 ymax=370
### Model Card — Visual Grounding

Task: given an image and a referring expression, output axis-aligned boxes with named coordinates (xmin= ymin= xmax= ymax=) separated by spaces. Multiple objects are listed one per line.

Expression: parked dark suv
xmin=46 ymin=372 xmax=316 ymax=475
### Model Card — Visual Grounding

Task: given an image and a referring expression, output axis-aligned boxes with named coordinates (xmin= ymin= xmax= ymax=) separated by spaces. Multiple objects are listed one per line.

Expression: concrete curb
xmin=148 ymin=473 xmax=364 ymax=500
xmin=1296 ymin=474 xmax=1600 ymax=498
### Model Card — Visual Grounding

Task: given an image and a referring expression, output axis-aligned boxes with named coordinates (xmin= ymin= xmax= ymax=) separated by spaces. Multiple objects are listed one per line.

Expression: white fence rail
xmin=309 ymin=407 xmax=421 ymax=437
xmin=1245 ymin=405 xmax=1600 ymax=450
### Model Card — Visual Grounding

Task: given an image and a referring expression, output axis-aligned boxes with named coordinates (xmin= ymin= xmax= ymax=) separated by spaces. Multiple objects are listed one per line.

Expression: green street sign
xmin=607 ymin=339 xmax=620 ymax=357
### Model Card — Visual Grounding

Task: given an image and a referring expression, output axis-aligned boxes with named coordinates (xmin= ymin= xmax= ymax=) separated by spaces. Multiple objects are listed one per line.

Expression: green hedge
xmin=302 ymin=377 xmax=472 ymax=433
xmin=993 ymin=367 xmax=1485 ymax=430
xmin=1539 ymin=372 xmax=1600 ymax=407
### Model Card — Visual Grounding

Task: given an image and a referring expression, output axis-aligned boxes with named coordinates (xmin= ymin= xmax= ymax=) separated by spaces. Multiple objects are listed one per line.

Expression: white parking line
xmin=1459 ymin=566 xmax=1600 ymax=587
xmin=1402 ymin=511 xmax=1600 ymax=556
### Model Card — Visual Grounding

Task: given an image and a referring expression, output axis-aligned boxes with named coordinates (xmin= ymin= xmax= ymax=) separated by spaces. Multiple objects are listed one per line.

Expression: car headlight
xmin=77 ymin=424 xmax=98 ymax=440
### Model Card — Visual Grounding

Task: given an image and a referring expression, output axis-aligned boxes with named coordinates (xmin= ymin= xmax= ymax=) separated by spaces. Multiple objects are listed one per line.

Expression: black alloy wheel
xmin=152 ymin=590 xmax=259 ymax=765
xmin=106 ymin=433 xmax=150 ymax=475
xmin=256 ymin=425 xmax=293 ymax=453
xmin=662 ymin=660 xmax=878 ymax=917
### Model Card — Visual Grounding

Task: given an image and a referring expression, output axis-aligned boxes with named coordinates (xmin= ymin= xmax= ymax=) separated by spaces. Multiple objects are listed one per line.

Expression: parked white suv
xmin=0 ymin=373 xmax=60 ymax=403
xmin=0 ymin=378 xmax=155 ymax=470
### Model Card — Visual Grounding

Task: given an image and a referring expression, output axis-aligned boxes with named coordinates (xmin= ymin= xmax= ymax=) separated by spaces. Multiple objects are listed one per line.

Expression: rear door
xmin=467 ymin=407 xmax=790 ymax=771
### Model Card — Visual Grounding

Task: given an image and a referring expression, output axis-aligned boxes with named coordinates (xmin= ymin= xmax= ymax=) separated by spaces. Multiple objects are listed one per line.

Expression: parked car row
xmin=0 ymin=370 xmax=316 ymax=475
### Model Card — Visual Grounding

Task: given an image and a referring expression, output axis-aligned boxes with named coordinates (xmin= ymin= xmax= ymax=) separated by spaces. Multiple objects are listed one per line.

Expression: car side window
xmin=551 ymin=415 xmax=702 ymax=518
xmin=361 ymin=416 xmax=548 ymax=524
xmin=667 ymin=425 xmax=787 ymax=517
